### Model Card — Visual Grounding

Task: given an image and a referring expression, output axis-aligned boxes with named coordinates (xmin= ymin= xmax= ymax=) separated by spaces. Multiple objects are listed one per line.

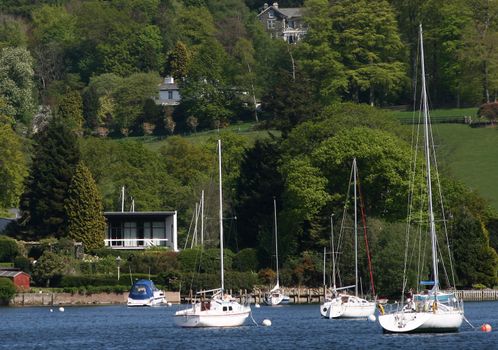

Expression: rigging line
xmin=428 ymin=116 xmax=458 ymax=289
xmin=356 ymin=166 xmax=376 ymax=296
xmin=184 ymin=202 xmax=196 ymax=250
xmin=336 ymin=163 xmax=354 ymax=281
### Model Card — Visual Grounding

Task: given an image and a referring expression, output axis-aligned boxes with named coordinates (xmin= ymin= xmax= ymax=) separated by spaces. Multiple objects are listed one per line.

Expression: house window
xmin=124 ymin=222 xmax=137 ymax=247
xmin=267 ymin=20 xmax=275 ymax=29
xmin=268 ymin=10 xmax=274 ymax=18
xmin=168 ymin=91 xmax=173 ymax=99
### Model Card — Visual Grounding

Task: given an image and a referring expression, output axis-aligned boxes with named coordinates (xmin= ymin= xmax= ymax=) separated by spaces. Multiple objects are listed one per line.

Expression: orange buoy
xmin=481 ymin=324 xmax=492 ymax=332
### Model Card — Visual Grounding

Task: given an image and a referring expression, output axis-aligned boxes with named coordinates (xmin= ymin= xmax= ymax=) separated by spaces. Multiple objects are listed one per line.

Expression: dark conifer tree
xmin=233 ymin=138 xmax=284 ymax=253
xmin=65 ymin=161 xmax=105 ymax=251
xmin=19 ymin=117 xmax=80 ymax=239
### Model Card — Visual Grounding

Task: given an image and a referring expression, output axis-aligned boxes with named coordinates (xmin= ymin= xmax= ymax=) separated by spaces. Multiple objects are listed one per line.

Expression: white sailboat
xmin=378 ymin=24 xmax=464 ymax=333
xmin=322 ymin=159 xmax=376 ymax=319
xmin=174 ymin=140 xmax=251 ymax=327
xmin=264 ymin=198 xmax=290 ymax=306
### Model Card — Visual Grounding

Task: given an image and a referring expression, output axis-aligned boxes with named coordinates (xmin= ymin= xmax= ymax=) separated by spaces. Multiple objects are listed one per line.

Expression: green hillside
xmin=432 ymin=123 xmax=498 ymax=212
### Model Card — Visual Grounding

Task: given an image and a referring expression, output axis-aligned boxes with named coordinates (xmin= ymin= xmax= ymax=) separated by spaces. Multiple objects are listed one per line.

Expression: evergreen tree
xmin=19 ymin=117 xmax=80 ymax=239
xmin=65 ymin=161 xmax=106 ymax=251
xmin=58 ymin=90 xmax=84 ymax=135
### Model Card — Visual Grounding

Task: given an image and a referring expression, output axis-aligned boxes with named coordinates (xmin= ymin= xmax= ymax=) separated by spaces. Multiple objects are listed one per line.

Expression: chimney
xmin=164 ymin=76 xmax=174 ymax=84
xmin=273 ymin=2 xmax=278 ymax=8
xmin=263 ymin=3 xmax=268 ymax=9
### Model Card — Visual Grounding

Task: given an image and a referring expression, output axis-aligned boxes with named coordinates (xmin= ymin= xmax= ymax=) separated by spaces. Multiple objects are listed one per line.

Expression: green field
xmin=431 ymin=123 xmax=498 ymax=211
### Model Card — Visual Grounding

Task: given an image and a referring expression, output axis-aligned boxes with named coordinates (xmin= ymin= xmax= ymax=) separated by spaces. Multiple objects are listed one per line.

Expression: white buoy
xmin=59 ymin=307 xmax=65 ymax=312
xmin=167 ymin=302 xmax=172 ymax=307
xmin=50 ymin=309 xmax=53 ymax=313
xmin=262 ymin=319 xmax=272 ymax=327
xmin=255 ymin=303 xmax=261 ymax=308
xmin=368 ymin=314 xmax=376 ymax=322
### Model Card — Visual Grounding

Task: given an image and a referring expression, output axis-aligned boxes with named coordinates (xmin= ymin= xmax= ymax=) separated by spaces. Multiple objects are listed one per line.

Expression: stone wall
xmin=12 ymin=291 xmax=180 ymax=306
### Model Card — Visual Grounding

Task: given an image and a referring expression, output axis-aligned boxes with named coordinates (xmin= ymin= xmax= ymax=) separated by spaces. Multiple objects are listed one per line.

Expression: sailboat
xmin=264 ymin=198 xmax=290 ymax=306
xmin=321 ymin=159 xmax=376 ymax=319
xmin=174 ymin=140 xmax=251 ymax=327
xmin=378 ymin=24 xmax=464 ymax=333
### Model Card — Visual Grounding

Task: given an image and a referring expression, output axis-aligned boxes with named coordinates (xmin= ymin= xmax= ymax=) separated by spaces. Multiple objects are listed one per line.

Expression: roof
xmin=0 ymin=270 xmax=28 ymax=278
xmin=159 ymin=83 xmax=179 ymax=91
xmin=258 ymin=6 xmax=304 ymax=19
xmin=104 ymin=211 xmax=176 ymax=221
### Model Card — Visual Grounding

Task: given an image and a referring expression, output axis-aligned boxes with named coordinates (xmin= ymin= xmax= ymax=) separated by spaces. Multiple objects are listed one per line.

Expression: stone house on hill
xmin=257 ymin=2 xmax=307 ymax=43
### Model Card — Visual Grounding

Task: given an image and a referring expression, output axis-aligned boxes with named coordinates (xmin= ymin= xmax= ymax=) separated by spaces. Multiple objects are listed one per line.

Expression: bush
xmin=0 ymin=278 xmax=16 ymax=305
xmin=477 ymin=102 xmax=498 ymax=123
xmin=233 ymin=248 xmax=259 ymax=272
xmin=13 ymin=256 xmax=31 ymax=273
xmin=0 ymin=237 xmax=19 ymax=262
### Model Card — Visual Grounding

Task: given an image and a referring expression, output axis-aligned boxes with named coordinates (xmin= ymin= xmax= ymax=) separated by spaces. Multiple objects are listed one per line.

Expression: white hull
xmin=174 ymin=295 xmax=250 ymax=328
xmin=379 ymin=310 xmax=463 ymax=333
xmin=321 ymin=295 xmax=375 ymax=319
xmin=264 ymin=294 xmax=290 ymax=306
xmin=127 ymin=291 xmax=166 ymax=307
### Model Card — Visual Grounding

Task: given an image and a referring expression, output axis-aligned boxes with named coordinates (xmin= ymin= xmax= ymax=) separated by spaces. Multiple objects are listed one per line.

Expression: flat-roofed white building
xmin=104 ymin=211 xmax=178 ymax=251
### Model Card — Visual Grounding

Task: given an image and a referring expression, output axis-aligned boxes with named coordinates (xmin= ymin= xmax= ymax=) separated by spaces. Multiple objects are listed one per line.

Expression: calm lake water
xmin=1 ymin=302 xmax=497 ymax=349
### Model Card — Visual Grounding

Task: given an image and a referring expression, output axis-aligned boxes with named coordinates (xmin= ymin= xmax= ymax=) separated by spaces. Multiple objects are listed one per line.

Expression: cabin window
xmin=223 ymin=306 xmax=228 ymax=312
xmin=229 ymin=306 xmax=233 ymax=311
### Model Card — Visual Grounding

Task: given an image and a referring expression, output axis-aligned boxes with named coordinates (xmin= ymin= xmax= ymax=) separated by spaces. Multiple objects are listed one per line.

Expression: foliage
xmin=32 ymin=251 xmax=76 ymax=287
xmin=13 ymin=255 xmax=31 ymax=273
xmin=0 ymin=278 xmax=16 ymax=305
xmin=57 ymin=90 xmax=84 ymax=135
xmin=0 ymin=236 xmax=19 ymax=262
xmin=477 ymin=102 xmax=498 ymax=123
xmin=19 ymin=117 xmax=80 ymax=239
xmin=233 ymin=248 xmax=259 ymax=272
xmin=0 ymin=46 xmax=35 ymax=125
xmin=0 ymin=123 xmax=28 ymax=212
xmin=65 ymin=161 xmax=106 ymax=251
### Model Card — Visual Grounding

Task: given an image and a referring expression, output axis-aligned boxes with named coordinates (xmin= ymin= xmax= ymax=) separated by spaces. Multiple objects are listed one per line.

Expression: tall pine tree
xmin=20 ymin=117 xmax=80 ymax=239
xmin=65 ymin=161 xmax=105 ymax=251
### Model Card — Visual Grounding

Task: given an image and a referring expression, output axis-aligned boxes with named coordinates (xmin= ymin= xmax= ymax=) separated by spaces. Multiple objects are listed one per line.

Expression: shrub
xmin=233 ymin=248 xmax=259 ymax=272
xmin=0 ymin=278 xmax=16 ymax=305
xmin=0 ymin=237 xmax=19 ymax=262
xmin=477 ymin=102 xmax=498 ymax=123
xmin=13 ymin=256 xmax=31 ymax=273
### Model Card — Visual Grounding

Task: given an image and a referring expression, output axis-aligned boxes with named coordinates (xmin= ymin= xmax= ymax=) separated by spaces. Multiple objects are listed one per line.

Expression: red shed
xmin=0 ymin=270 xmax=30 ymax=291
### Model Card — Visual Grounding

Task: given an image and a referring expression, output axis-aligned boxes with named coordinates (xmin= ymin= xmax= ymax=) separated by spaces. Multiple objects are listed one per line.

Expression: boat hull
xmin=322 ymin=296 xmax=376 ymax=319
xmin=264 ymin=294 xmax=290 ymax=306
xmin=174 ymin=307 xmax=250 ymax=328
xmin=379 ymin=311 xmax=463 ymax=333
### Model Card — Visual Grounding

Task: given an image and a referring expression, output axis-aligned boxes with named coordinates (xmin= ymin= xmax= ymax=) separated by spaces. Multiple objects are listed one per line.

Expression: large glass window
xmin=124 ymin=222 xmax=137 ymax=247
xmin=152 ymin=221 xmax=165 ymax=246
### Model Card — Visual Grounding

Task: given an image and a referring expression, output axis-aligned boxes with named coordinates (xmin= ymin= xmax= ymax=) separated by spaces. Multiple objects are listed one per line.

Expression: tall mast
xmin=353 ymin=158 xmax=358 ymax=297
xmin=201 ymin=190 xmax=204 ymax=246
xmin=273 ymin=197 xmax=279 ymax=286
xmin=331 ymin=214 xmax=336 ymax=291
xmin=419 ymin=24 xmax=439 ymax=290
xmin=218 ymin=140 xmax=224 ymax=292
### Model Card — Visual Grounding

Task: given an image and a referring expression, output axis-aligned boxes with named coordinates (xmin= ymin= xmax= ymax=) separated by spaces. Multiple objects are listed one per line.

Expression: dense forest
xmin=1 ymin=0 xmax=498 ymax=295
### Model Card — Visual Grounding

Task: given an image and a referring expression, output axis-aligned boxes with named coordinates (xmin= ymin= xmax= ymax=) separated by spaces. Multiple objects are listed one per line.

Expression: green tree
xmin=0 ymin=123 xmax=27 ymax=214
xmin=0 ymin=47 xmax=35 ymax=125
xmin=31 ymin=251 xmax=69 ymax=287
xmin=0 ymin=15 xmax=28 ymax=49
xmin=20 ymin=117 xmax=80 ymax=239
xmin=166 ymin=41 xmax=191 ymax=80
xmin=330 ymin=0 xmax=407 ymax=105
xmin=234 ymin=138 xmax=284 ymax=249
xmin=0 ymin=236 xmax=19 ymax=262
xmin=65 ymin=161 xmax=106 ymax=251
xmin=0 ymin=278 xmax=16 ymax=305
xmin=58 ymin=90 xmax=84 ymax=135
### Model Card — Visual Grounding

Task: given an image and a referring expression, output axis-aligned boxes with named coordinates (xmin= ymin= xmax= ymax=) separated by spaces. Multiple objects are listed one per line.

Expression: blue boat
xmin=127 ymin=279 xmax=166 ymax=307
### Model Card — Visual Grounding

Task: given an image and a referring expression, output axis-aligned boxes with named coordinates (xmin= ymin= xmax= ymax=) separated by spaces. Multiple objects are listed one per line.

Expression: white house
xmin=156 ymin=76 xmax=181 ymax=106
xmin=104 ymin=211 xmax=178 ymax=251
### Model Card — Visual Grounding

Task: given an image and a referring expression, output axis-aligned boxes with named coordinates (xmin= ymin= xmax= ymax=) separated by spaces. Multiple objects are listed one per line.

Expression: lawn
xmin=431 ymin=123 xmax=498 ymax=211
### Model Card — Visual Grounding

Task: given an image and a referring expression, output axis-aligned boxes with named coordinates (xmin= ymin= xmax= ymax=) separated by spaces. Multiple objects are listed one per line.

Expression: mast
xmin=419 ymin=24 xmax=439 ymax=290
xmin=353 ymin=158 xmax=358 ymax=297
xmin=323 ymin=247 xmax=326 ymax=287
xmin=273 ymin=197 xmax=279 ymax=287
xmin=218 ymin=140 xmax=224 ymax=292
xmin=201 ymin=190 xmax=204 ymax=246
xmin=331 ymin=214 xmax=336 ymax=291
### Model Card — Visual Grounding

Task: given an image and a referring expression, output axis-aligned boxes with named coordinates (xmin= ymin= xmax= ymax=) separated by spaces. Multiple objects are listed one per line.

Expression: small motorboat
xmin=127 ymin=279 xmax=166 ymax=307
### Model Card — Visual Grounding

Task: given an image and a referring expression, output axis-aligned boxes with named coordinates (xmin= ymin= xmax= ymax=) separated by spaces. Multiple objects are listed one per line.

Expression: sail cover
xmin=128 ymin=279 xmax=156 ymax=300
